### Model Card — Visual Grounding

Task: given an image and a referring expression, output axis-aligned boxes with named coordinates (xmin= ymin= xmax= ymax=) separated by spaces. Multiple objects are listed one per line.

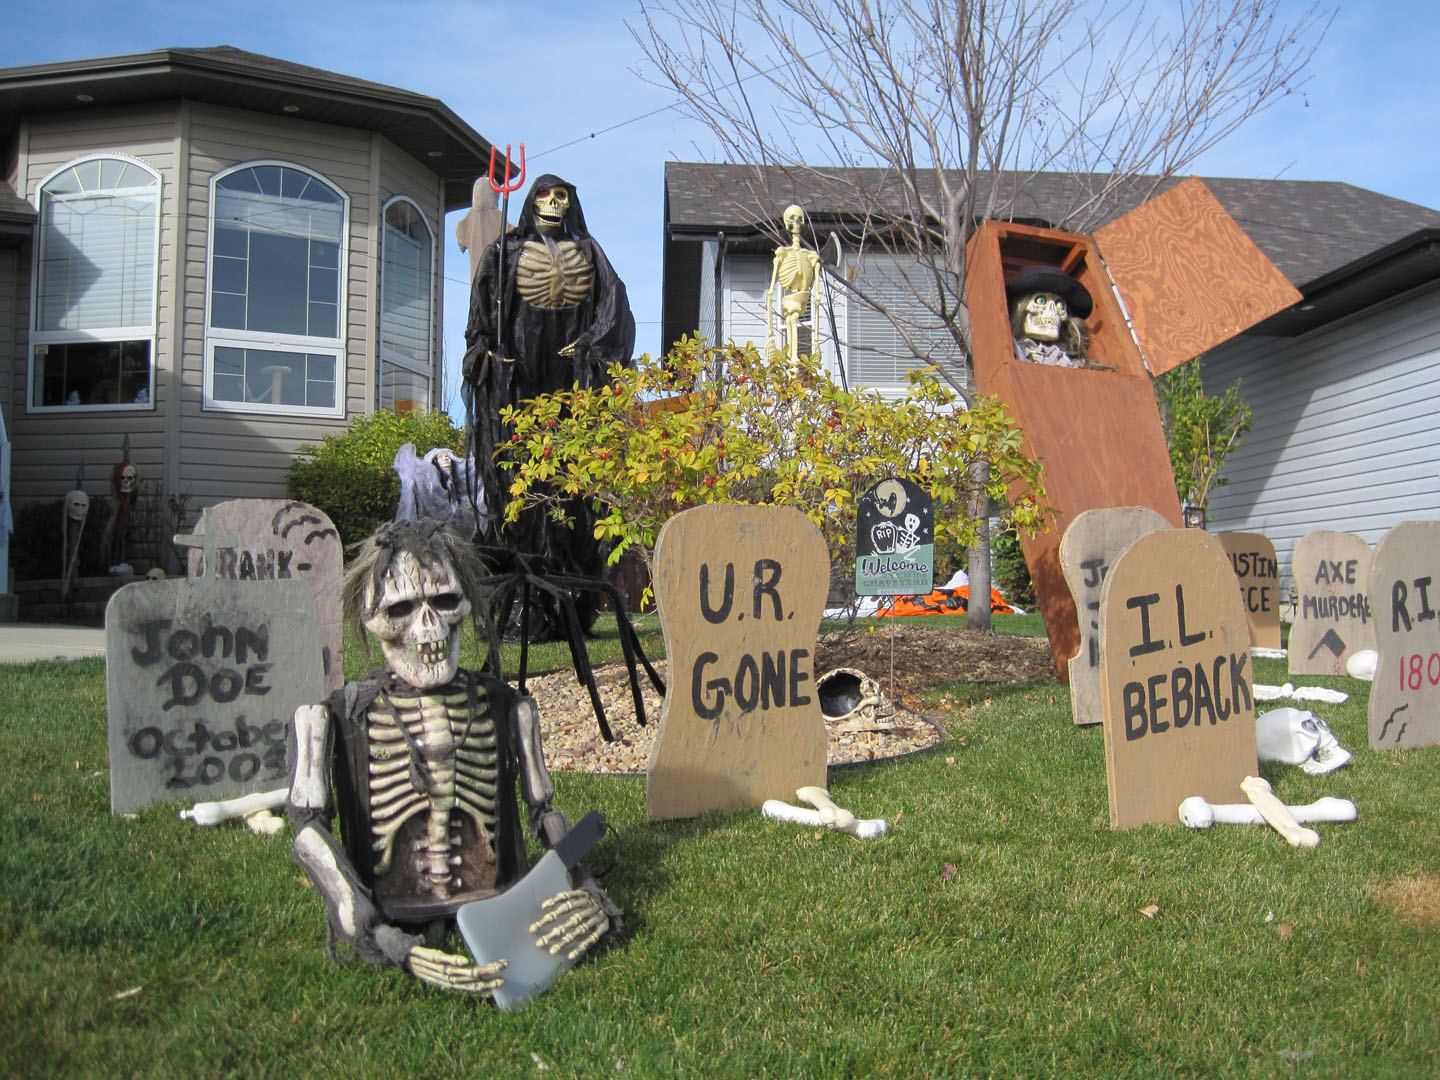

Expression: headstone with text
xmin=1059 ymin=507 xmax=1171 ymax=725
xmin=1368 ymin=520 xmax=1440 ymax=750
xmin=187 ymin=499 xmax=344 ymax=690
xmin=855 ymin=477 xmax=934 ymax=596
xmin=1288 ymin=530 xmax=1375 ymax=676
xmin=106 ymin=572 xmax=324 ymax=813
xmin=1099 ymin=529 xmax=1257 ymax=829
xmin=1217 ymin=532 xmax=1282 ymax=650
xmin=647 ymin=504 xmax=828 ymax=821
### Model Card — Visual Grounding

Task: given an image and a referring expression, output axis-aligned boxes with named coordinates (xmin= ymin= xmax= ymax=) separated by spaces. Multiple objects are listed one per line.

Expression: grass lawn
xmin=1 ymin=617 xmax=1437 ymax=1077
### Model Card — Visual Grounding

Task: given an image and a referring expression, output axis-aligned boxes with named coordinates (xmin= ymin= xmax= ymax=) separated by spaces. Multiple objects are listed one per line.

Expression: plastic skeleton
xmin=767 ymin=204 xmax=824 ymax=365
xmin=288 ymin=520 xmax=615 ymax=994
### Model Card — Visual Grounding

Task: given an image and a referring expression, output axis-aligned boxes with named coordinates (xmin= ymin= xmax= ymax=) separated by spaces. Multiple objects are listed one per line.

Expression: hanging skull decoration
xmin=361 ymin=548 xmax=471 ymax=688
xmin=117 ymin=462 xmax=138 ymax=495
xmin=817 ymin=667 xmax=893 ymax=726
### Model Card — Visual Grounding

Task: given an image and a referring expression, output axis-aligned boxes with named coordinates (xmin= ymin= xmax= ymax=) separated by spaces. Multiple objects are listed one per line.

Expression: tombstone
xmin=106 ymin=570 xmax=324 ymax=813
xmin=855 ymin=477 xmax=934 ymax=597
xmin=186 ymin=499 xmax=343 ymax=691
xmin=1059 ymin=507 xmax=1171 ymax=725
xmin=1099 ymin=529 xmax=1257 ymax=829
xmin=647 ymin=504 xmax=829 ymax=821
xmin=1288 ymin=530 xmax=1375 ymax=677
xmin=1218 ymin=532 xmax=1282 ymax=650
xmin=1368 ymin=520 xmax=1440 ymax=749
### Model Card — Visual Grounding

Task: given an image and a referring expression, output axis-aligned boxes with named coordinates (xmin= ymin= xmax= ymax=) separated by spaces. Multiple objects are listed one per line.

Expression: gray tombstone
xmin=186 ymin=499 xmax=344 ymax=690
xmin=1059 ymin=507 xmax=1171 ymax=725
xmin=1368 ymin=520 xmax=1440 ymax=750
xmin=1289 ymin=530 xmax=1375 ymax=676
xmin=106 ymin=573 xmax=324 ymax=813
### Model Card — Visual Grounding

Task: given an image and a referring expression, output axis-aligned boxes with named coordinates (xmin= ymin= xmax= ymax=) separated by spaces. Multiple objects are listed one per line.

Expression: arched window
xmin=30 ymin=154 xmax=160 ymax=410
xmin=378 ymin=197 xmax=435 ymax=412
xmin=204 ymin=162 xmax=347 ymax=416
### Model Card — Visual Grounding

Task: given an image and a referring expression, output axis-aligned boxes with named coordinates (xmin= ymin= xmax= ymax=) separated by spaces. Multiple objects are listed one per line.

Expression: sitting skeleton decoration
xmin=288 ymin=519 xmax=616 ymax=994
xmin=1006 ymin=266 xmax=1093 ymax=368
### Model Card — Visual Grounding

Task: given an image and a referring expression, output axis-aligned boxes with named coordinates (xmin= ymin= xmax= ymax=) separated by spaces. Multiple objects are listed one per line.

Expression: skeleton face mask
xmin=534 ymin=187 xmax=570 ymax=232
xmin=1021 ymin=293 xmax=1067 ymax=342
xmin=362 ymin=550 xmax=471 ymax=688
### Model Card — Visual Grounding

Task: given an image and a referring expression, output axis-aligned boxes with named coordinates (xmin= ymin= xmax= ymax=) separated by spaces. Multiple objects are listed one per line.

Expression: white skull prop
xmin=534 ymin=186 xmax=570 ymax=232
xmin=64 ymin=489 xmax=91 ymax=522
xmin=118 ymin=463 xmax=138 ymax=494
xmin=1021 ymin=292 xmax=1067 ymax=342
xmin=362 ymin=549 xmax=471 ymax=688
xmin=817 ymin=667 xmax=893 ymax=726
xmin=782 ymin=203 xmax=806 ymax=237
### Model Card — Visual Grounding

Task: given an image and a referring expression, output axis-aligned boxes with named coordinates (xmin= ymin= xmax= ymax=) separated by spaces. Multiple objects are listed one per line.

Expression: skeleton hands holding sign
xmin=287 ymin=520 xmax=615 ymax=997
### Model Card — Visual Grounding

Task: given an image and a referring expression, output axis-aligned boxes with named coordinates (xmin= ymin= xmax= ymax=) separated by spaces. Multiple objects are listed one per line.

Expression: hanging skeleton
xmin=288 ymin=519 xmax=617 ymax=994
xmin=461 ymin=173 xmax=635 ymax=636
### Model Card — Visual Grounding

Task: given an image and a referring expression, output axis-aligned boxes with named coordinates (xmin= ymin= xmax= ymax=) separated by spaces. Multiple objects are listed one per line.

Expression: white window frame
xmin=377 ymin=194 xmax=436 ymax=412
xmin=27 ymin=152 xmax=162 ymax=413
xmin=202 ymin=160 xmax=348 ymax=419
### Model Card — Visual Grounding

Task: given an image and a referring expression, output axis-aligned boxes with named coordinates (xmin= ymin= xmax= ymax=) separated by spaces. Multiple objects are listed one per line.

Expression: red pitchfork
xmin=488 ymin=143 xmax=525 ymax=364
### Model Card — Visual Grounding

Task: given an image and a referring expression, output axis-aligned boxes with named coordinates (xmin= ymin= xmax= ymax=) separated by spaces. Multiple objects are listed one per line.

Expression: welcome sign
xmin=855 ymin=477 xmax=934 ymax=596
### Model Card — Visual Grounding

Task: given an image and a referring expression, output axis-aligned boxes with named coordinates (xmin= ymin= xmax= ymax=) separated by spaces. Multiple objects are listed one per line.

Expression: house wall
xmin=1203 ymin=279 xmax=1440 ymax=593
xmin=0 ymin=246 xmax=15 ymax=418
xmin=11 ymin=105 xmax=178 ymax=502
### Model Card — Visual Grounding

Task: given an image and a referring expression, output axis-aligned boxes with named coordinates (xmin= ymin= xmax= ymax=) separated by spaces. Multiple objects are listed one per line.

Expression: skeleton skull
xmin=782 ymin=203 xmax=806 ymax=236
xmin=118 ymin=463 xmax=138 ymax=495
xmin=817 ymin=667 xmax=893 ymax=727
xmin=1021 ymin=292 xmax=1067 ymax=342
xmin=64 ymin=489 xmax=90 ymax=522
xmin=534 ymin=186 xmax=570 ymax=232
xmin=362 ymin=550 xmax=471 ymax=688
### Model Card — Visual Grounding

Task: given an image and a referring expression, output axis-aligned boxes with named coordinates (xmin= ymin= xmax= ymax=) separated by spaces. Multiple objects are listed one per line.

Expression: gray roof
xmin=0 ymin=46 xmax=498 ymax=210
xmin=664 ymin=162 xmax=1440 ymax=293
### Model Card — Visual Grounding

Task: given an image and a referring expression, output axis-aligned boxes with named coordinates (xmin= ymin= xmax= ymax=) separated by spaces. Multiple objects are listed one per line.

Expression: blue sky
xmin=5 ymin=1 xmax=1435 ymax=417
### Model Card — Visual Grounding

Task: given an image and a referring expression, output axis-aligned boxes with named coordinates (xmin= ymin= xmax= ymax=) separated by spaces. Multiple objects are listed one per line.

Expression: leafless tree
xmin=633 ymin=0 xmax=1328 ymax=628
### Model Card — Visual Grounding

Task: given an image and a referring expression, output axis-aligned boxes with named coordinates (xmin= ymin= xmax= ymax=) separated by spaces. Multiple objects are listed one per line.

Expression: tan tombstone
xmin=1218 ymin=532 xmax=1282 ymax=650
xmin=1288 ymin=530 xmax=1375 ymax=677
xmin=1059 ymin=507 xmax=1172 ymax=725
xmin=1368 ymin=520 xmax=1440 ymax=750
xmin=646 ymin=504 xmax=829 ymax=821
xmin=1099 ymin=529 xmax=1258 ymax=829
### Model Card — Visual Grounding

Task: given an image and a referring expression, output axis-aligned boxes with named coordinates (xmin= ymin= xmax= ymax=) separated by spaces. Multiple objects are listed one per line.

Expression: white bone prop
xmin=180 ymin=787 xmax=288 ymax=826
xmin=1179 ymin=795 xmax=1357 ymax=829
xmin=796 ymin=785 xmax=856 ymax=829
xmin=762 ymin=800 xmax=888 ymax=839
xmin=1239 ymin=776 xmax=1321 ymax=849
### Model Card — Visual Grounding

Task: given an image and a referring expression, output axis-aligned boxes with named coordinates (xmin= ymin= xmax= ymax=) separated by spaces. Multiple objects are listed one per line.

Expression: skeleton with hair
xmin=288 ymin=518 xmax=615 ymax=995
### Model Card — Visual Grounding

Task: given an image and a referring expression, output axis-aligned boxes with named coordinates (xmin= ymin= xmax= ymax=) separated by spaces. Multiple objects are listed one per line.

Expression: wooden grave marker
xmin=1059 ymin=507 xmax=1172 ymax=726
xmin=646 ymin=504 xmax=828 ymax=821
xmin=1099 ymin=529 xmax=1257 ymax=829
xmin=187 ymin=499 xmax=344 ymax=690
xmin=1218 ymin=532 xmax=1282 ymax=650
xmin=106 ymin=570 xmax=324 ymax=813
xmin=1288 ymin=530 xmax=1375 ymax=676
xmin=1368 ymin=520 xmax=1440 ymax=750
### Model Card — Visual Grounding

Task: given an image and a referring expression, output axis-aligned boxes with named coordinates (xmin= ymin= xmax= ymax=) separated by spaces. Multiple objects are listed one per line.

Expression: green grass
xmin=2 ymin=626 xmax=1437 ymax=1077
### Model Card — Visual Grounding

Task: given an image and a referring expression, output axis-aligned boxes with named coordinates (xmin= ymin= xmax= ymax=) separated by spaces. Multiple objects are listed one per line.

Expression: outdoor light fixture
xmin=75 ymin=93 xmax=94 ymax=103
xmin=282 ymin=104 xmax=301 ymax=113
xmin=1182 ymin=505 xmax=1207 ymax=529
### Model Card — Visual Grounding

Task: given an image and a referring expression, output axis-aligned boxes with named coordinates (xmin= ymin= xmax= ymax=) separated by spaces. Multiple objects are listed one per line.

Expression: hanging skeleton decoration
xmin=767 ymin=204 xmax=824 ymax=365
xmin=461 ymin=173 xmax=635 ymax=636
xmin=392 ymin=441 xmax=485 ymax=539
xmin=105 ymin=443 xmax=140 ymax=573
xmin=1006 ymin=266 xmax=1093 ymax=367
xmin=60 ymin=482 xmax=90 ymax=599
xmin=288 ymin=519 xmax=617 ymax=995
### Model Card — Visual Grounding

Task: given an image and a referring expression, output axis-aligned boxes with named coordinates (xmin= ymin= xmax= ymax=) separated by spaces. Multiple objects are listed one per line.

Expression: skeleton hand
xmin=558 ymin=339 xmax=579 ymax=358
xmin=403 ymin=945 xmax=507 ymax=994
xmin=529 ymin=888 xmax=608 ymax=961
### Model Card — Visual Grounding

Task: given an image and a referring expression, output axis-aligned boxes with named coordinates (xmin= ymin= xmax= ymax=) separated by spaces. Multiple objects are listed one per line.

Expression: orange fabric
xmin=876 ymin=585 xmax=1016 ymax=617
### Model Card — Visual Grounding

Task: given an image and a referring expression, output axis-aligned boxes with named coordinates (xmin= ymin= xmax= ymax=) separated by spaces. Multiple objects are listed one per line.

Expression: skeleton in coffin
xmin=1007 ymin=266 xmax=1093 ymax=368
xmin=288 ymin=519 xmax=615 ymax=994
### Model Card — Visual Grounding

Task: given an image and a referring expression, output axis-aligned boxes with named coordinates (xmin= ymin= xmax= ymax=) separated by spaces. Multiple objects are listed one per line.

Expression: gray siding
xmin=1204 ymin=280 xmax=1440 ymax=593
xmin=179 ymin=103 xmax=376 ymax=510
xmin=11 ymin=107 xmax=176 ymax=503
xmin=0 ymin=247 xmax=14 ymax=422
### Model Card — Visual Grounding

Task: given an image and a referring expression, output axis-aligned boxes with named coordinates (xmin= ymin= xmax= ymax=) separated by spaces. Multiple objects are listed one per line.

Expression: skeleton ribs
xmin=516 ymin=239 xmax=593 ymax=310
xmin=368 ymin=684 xmax=498 ymax=899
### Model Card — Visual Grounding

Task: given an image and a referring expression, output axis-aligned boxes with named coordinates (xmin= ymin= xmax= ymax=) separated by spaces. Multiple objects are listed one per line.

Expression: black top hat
xmin=1005 ymin=266 xmax=1093 ymax=319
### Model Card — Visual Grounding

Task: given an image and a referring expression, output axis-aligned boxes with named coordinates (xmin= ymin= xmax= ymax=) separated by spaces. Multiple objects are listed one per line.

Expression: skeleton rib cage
xmin=367 ymin=684 xmax=499 ymax=899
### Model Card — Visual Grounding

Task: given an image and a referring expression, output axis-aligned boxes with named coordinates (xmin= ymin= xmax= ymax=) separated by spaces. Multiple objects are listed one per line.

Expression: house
xmin=662 ymin=161 xmax=1440 ymax=591
xmin=0 ymin=46 xmax=497 ymax=542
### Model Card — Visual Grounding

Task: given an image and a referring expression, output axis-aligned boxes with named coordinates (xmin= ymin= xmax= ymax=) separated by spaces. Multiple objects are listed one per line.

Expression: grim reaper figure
xmin=460 ymin=174 xmax=634 ymax=622
xmin=288 ymin=519 xmax=617 ymax=995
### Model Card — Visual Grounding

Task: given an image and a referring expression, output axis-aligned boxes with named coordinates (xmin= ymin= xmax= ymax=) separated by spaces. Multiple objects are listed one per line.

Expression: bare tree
xmin=633 ymin=0 xmax=1328 ymax=629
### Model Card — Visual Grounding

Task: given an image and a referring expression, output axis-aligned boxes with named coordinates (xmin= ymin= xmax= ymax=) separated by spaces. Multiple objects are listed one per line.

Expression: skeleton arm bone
xmin=762 ymin=798 xmax=888 ymax=839
xmin=1179 ymin=795 xmax=1357 ymax=829
xmin=1240 ymin=776 xmax=1322 ymax=849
